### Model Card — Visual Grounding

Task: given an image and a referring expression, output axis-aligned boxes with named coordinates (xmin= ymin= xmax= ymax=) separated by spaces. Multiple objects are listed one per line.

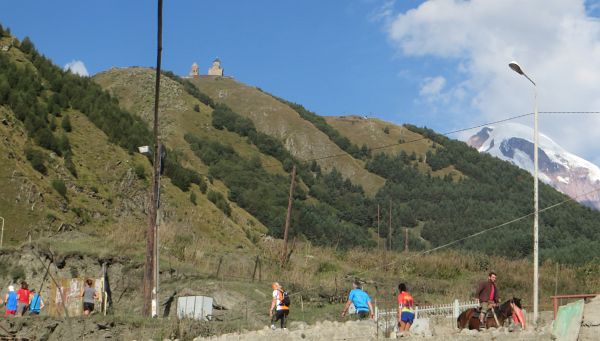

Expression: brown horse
xmin=457 ymin=298 xmax=522 ymax=330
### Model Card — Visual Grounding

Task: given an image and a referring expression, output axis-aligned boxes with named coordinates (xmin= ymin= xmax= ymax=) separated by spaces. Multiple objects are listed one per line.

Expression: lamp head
xmin=509 ymin=61 xmax=525 ymax=75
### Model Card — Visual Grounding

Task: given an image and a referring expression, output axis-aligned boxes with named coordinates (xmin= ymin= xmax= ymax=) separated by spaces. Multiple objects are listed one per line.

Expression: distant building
xmin=189 ymin=62 xmax=199 ymax=78
xmin=207 ymin=58 xmax=223 ymax=76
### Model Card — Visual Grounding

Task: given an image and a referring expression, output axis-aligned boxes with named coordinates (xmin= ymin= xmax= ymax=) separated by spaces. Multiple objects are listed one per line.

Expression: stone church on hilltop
xmin=188 ymin=58 xmax=223 ymax=78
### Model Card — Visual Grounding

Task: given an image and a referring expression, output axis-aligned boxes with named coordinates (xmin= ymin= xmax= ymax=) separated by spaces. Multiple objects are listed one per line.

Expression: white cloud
xmin=64 ymin=60 xmax=89 ymax=77
xmin=419 ymin=76 xmax=446 ymax=97
xmin=384 ymin=0 xmax=600 ymax=164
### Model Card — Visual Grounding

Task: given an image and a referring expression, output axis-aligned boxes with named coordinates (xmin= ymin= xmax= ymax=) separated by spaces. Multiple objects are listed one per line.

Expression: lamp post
xmin=508 ymin=61 xmax=539 ymax=326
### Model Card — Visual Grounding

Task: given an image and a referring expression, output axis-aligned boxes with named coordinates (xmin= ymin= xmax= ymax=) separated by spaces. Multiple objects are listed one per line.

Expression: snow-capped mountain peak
xmin=467 ymin=122 xmax=600 ymax=210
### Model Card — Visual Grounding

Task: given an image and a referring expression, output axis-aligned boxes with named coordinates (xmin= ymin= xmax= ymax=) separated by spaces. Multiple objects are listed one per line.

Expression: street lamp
xmin=508 ymin=60 xmax=539 ymax=326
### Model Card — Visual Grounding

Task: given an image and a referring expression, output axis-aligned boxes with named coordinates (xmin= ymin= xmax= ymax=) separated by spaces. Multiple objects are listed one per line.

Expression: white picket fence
xmin=376 ymin=299 xmax=479 ymax=321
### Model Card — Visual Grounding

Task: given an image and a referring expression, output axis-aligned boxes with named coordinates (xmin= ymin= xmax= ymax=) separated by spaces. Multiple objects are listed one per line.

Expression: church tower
xmin=208 ymin=58 xmax=224 ymax=76
xmin=189 ymin=62 xmax=199 ymax=78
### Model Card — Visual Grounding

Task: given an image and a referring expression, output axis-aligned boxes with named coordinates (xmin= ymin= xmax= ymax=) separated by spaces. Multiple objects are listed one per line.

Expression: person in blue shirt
xmin=29 ymin=289 xmax=44 ymax=315
xmin=4 ymin=285 xmax=17 ymax=316
xmin=341 ymin=280 xmax=374 ymax=319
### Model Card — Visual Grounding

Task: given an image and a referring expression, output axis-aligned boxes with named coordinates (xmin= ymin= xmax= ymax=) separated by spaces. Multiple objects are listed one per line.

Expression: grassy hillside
xmin=0 ymin=32 xmax=264 ymax=257
xmin=325 ymin=115 xmax=463 ymax=179
xmin=191 ymin=76 xmax=385 ymax=196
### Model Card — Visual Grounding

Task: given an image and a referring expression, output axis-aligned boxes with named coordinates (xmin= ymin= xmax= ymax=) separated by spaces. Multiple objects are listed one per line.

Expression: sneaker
xmin=271 ymin=324 xmax=276 ymax=330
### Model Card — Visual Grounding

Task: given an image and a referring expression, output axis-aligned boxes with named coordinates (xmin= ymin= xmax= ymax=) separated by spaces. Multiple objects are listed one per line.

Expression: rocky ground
xmin=195 ymin=317 xmax=554 ymax=341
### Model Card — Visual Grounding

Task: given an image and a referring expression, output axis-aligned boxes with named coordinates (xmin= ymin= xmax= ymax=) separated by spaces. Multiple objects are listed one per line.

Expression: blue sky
xmin=2 ymin=0 xmax=600 ymax=164
xmin=0 ymin=1 xmax=447 ymax=128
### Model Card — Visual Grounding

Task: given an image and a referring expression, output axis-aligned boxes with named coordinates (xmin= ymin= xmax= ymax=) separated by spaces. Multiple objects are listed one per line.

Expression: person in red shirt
xmin=16 ymin=281 xmax=30 ymax=316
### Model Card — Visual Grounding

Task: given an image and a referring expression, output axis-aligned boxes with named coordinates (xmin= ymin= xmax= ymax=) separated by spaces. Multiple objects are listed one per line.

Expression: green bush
xmin=65 ymin=154 xmax=77 ymax=177
xmin=51 ymin=179 xmax=67 ymax=199
xmin=134 ymin=163 xmax=146 ymax=179
xmin=207 ymin=190 xmax=231 ymax=216
xmin=61 ymin=114 xmax=72 ymax=132
xmin=190 ymin=191 xmax=197 ymax=205
xmin=10 ymin=265 xmax=26 ymax=282
xmin=25 ymin=147 xmax=47 ymax=174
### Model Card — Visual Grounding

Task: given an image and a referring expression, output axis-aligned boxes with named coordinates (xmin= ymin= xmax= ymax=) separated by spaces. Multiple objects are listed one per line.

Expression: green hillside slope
xmin=0 ymin=33 xmax=261 ymax=258
xmin=187 ymin=75 xmax=599 ymax=263
xmin=190 ymin=76 xmax=386 ymax=196
xmin=3 ymin=28 xmax=600 ymax=265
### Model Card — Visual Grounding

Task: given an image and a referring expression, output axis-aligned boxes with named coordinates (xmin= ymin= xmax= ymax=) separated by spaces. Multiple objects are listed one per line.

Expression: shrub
xmin=190 ymin=191 xmax=197 ymax=205
xmin=65 ymin=154 xmax=77 ymax=177
xmin=198 ymin=177 xmax=207 ymax=194
xmin=207 ymin=190 xmax=231 ymax=216
xmin=51 ymin=179 xmax=67 ymax=199
xmin=10 ymin=265 xmax=26 ymax=282
xmin=193 ymin=104 xmax=200 ymax=112
xmin=134 ymin=163 xmax=146 ymax=180
xmin=25 ymin=147 xmax=47 ymax=174
xmin=61 ymin=114 xmax=72 ymax=132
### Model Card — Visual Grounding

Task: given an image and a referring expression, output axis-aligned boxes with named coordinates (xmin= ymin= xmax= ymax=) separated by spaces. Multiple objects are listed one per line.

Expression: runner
xmin=4 ymin=285 xmax=17 ymax=316
xmin=397 ymin=283 xmax=415 ymax=334
xmin=81 ymin=279 xmax=98 ymax=316
xmin=29 ymin=289 xmax=44 ymax=315
xmin=341 ymin=280 xmax=374 ymax=319
xmin=269 ymin=282 xmax=290 ymax=330
xmin=16 ymin=282 xmax=30 ymax=316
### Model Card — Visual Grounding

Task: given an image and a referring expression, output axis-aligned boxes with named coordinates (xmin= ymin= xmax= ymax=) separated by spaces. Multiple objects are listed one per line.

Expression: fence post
xmin=415 ymin=305 xmax=419 ymax=319
xmin=252 ymin=256 xmax=259 ymax=282
xmin=258 ymin=256 xmax=262 ymax=281
xmin=215 ymin=256 xmax=223 ymax=278
xmin=453 ymin=299 xmax=459 ymax=320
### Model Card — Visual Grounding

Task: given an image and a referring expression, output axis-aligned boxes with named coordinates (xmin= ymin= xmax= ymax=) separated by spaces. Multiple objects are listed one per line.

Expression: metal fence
xmin=376 ymin=299 xmax=479 ymax=321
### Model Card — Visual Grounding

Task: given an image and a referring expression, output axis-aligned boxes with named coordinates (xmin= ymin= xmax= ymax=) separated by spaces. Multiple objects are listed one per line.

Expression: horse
xmin=456 ymin=297 xmax=522 ymax=330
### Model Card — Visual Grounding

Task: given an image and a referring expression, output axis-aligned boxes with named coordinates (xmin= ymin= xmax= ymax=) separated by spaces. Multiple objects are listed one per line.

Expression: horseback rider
xmin=475 ymin=271 xmax=499 ymax=327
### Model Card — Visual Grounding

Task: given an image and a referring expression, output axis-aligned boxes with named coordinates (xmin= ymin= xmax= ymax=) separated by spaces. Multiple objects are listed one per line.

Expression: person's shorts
xmin=29 ymin=311 xmax=40 ymax=315
xmin=16 ymin=302 xmax=27 ymax=314
xmin=5 ymin=310 xmax=16 ymax=316
xmin=83 ymin=302 xmax=95 ymax=312
xmin=357 ymin=310 xmax=370 ymax=319
xmin=401 ymin=311 xmax=415 ymax=324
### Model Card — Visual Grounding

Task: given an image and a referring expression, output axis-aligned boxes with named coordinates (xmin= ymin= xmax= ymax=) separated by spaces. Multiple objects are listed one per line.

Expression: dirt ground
xmin=194 ymin=314 xmax=555 ymax=341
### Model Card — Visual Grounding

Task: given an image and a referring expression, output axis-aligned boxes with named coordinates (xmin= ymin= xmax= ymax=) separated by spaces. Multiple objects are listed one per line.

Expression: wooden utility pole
xmin=377 ymin=204 xmax=380 ymax=251
xmin=388 ymin=200 xmax=392 ymax=251
xmin=281 ymin=165 xmax=296 ymax=267
xmin=404 ymin=227 xmax=409 ymax=253
xmin=143 ymin=0 xmax=163 ymax=318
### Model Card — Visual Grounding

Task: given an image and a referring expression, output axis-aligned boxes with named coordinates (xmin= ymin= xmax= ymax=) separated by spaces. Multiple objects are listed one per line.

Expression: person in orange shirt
xmin=397 ymin=283 xmax=415 ymax=333
xmin=269 ymin=282 xmax=289 ymax=330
